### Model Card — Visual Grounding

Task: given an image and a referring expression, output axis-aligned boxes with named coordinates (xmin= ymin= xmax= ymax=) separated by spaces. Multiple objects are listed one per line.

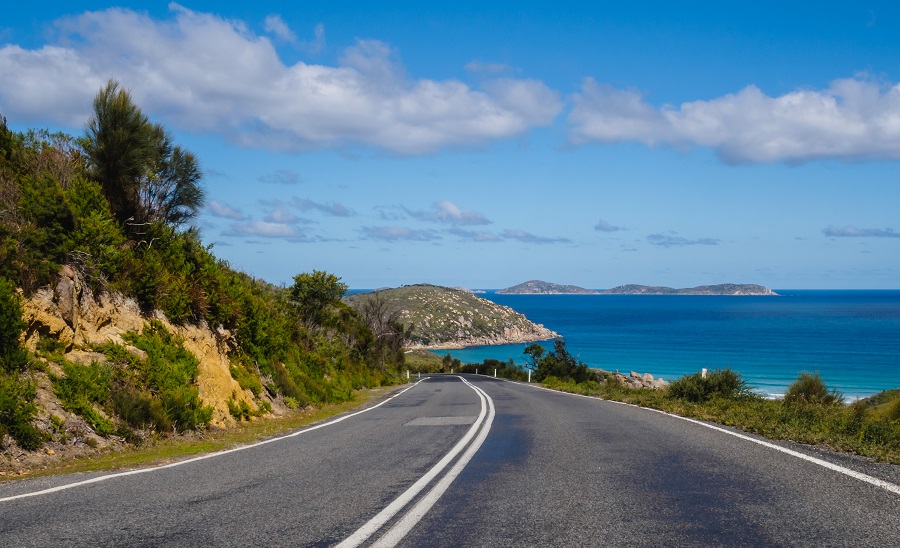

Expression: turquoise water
xmin=430 ymin=290 xmax=900 ymax=400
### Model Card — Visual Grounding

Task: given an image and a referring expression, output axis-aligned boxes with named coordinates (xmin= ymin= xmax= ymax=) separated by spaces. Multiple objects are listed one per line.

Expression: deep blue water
xmin=429 ymin=290 xmax=900 ymax=400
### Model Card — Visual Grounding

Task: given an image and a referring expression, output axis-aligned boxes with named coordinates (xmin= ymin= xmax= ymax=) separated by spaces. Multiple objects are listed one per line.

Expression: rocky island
xmin=344 ymin=284 xmax=558 ymax=349
xmin=603 ymin=283 xmax=778 ymax=296
xmin=497 ymin=280 xmax=600 ymax=294
xmin=497 ymin=280 xmax=777 ymax=296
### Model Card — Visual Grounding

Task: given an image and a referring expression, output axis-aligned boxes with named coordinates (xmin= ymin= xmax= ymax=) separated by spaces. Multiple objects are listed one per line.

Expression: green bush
xmin=668 ymin=367 xmax=754 ymax=403
xmin=0 ymin=276 xmax=28 ymax=373
xmin=0 ymin=277 xmax=43 ymax=449
xmin=124 ymin=321 xmax=212 ymax=432
xmin=784 ymin=371 xmax=843 ymax=405
xmin=52 ymin=360 xmax=114 ymax=435
xmin=0 ymin=373 xmax=43 ymax=449
xmin=230 ymin=360 xmax=263 ymax=396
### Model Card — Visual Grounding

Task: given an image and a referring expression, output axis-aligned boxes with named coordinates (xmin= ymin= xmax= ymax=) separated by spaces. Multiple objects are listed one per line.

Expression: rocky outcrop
xmin=611 ymin=370 xmax=670 ymax=390
xmin=19 ymin=266 xmax=254 ymax=427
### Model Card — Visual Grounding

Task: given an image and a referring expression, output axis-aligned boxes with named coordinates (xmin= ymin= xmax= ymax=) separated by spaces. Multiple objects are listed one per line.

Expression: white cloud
xmin=407 ymin=200 xmax=490 ymax=225
xmin=569 ymin=76 xmax=900 ymax=163
xmin=594 ymin=219 xmax=622 ymax=232
xmin=361 ymin=226 xmax=441 ymax=242
xmin=824 ymin=225 xmax=900 ymax=238
xmin=0 ymin=5 xmax=561 ymax=154
xmin=263 ymin=14 xmax=296 ymax=43
xmin=448 ymin=227 xmax=502 ymax=242
xmin=502 ymin=229 xmax=571 ymax=244
xmin=290 ymin=197 xmax=354 ymax=217
xmin=647 ymin=234 xmax=719 ymax=247
xmin=307 ymin=23 xmax=326 ymax=54
xmin=206 ymin=199 xmax=246 ymax=220
xmin=263 ymin=207 xmax=301 ymax=224
xmin=258 ymin=169 xmax=302 ymax=185
xmin=228 ymin=221 xmax=304 ymax=239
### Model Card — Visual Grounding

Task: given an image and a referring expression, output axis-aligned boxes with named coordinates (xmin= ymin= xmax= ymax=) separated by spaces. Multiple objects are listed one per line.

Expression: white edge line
xmin=336 ymin=376 xmax=489 ymax=548
xmin=370 ymin=379 xmax=495 ymax=548
xmin=0 ymin=380 xmax=428 ymax=503
xmin=494 ymin=377 xmax=900 ymax=496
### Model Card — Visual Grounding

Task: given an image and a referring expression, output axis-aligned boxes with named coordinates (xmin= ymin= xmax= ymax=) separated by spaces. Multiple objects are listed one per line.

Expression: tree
xmin=84 ymin=80 xmax=204 ymax=230
xmin=83 ymin=80 xmax=155 ymax=226
xmin=138 ymin=124 xmax=204 ymax=227
xmin=290 ymin=270 xmax=348 ymax=327
xmin=523 ymin=343 xmax=545 ymax=372
xmin=360 ymin=292 xmax=412 ymax=371
xmin=528 ymin=339 xmax=590 ymax=383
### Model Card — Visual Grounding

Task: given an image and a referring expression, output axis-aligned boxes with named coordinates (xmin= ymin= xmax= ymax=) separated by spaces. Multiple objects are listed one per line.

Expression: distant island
xmin=604 ymin=284 xmax=778 ymax=296
xmin=344 ymin=284 xmax=558 ymax=349
xmin=498 ymin=280 xmax=778 ymax=296
xmin=497 ymin=280 xmax=600 ymax=295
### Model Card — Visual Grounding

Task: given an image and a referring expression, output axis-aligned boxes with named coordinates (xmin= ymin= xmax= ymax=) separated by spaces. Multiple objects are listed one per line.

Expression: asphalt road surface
xmin=1 ymin=375 xmax=898 ymax=546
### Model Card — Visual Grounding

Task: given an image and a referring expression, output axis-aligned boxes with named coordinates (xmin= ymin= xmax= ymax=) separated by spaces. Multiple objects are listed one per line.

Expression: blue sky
xmin=2 ymin=2 xmax=899 ymax=289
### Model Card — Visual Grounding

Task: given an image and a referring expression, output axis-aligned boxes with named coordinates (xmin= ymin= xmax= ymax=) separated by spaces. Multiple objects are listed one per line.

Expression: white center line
xmin=337 ymin=376 xmax=494 ymax=548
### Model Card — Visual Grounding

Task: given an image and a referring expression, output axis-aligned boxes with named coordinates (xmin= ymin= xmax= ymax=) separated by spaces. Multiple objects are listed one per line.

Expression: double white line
xmin=338 ymin=376 xmax=496 ymax=548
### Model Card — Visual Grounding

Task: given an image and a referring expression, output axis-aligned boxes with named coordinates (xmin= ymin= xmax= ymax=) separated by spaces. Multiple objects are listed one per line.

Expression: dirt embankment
xmin=3 ymin=266 xmax=266 ymax=475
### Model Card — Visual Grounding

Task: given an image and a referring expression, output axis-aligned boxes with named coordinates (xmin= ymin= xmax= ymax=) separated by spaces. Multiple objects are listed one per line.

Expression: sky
xmin=2 ymin=1 xmax=899 ymax=289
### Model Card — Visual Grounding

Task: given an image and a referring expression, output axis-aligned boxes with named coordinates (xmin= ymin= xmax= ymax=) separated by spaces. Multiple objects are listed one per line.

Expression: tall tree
xmin=139 ymin=124 xmax=205 ymax=226
xmin=84 ymin=80 xmax=205 ymax=229
xmin=83 ymin=80 xmax=155 ymax=226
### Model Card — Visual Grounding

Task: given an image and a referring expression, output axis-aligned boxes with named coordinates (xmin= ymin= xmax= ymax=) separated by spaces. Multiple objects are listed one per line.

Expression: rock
xmin=55 ymin=265 xmax=79 ymax=327
xmin=64 ymin=351 xmax=107 ymax=366
xmin=629 ymin=371 xmax=642 ymax=380
xmin=125 ymin=345 xmax=148 ymax=362
xmin=649 ymin=378 xmax=669 ymax=390
xmin=642 ymin=373 xmax=654 ymax=383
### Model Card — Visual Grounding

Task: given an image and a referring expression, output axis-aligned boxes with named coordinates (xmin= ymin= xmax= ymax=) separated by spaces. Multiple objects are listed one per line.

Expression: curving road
xmin=1 ymin=375 xmax=898 ymax=546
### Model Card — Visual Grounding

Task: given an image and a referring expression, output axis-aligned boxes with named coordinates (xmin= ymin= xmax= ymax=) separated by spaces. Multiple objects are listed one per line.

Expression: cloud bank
xmin=824 ymin=225 xmax=900 ymax=238
xmin=0 ymin=4 xmax=561 ymax=154
xmin=570 ymin=77 xmax=900 ymax=164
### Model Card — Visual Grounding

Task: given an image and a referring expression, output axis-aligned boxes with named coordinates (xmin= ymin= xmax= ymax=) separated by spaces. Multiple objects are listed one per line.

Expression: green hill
xmin=345 ymin=284 xmax=558 ymax=348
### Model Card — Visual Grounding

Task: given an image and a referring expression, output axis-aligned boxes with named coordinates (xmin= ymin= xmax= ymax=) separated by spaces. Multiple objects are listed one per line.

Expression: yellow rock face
xmin=22 ymin=267 xmax=256 ymax=428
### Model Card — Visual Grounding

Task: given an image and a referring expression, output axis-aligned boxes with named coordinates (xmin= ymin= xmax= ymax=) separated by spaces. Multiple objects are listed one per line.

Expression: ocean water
xmin=430 ymin=290 xmax=900 ymax=400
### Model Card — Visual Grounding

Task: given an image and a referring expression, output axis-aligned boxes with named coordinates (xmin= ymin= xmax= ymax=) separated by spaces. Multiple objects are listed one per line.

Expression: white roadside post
xmin=494 ymin=369 xmax=497 ymax=378
xmin=702 ymin=368 xmax=708 ymax=379
xmin=528 ymin=370 xmax=531 ymax=383
xmin=406 ymin=370 xmax=410 ymax=380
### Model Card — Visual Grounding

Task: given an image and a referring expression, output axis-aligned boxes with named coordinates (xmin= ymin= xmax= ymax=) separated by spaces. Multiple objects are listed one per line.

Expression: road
xmin=1 ymin=375 xmax=898 ymax=546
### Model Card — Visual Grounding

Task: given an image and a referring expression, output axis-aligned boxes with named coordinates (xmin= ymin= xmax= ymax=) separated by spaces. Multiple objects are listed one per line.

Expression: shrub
xmin=784 ymin=372 xmax=843 ymax=405
xmin=668 ymin=367 xmax=754 ymax=403
xmin=0 ymin=276 xmax=28 ymax=373
xmin=124 ymin=321 xmax=212 ymax=432
xmin=0 ymin=373 xmax=43 ymax=449
xmin=230 ymin=360 xmax=263 ymax=396
xmin=52 ymin=360 xmax=114 ymax=435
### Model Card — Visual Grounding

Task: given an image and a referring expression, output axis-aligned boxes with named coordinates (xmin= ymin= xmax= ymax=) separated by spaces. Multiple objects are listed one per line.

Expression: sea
xmin=424 ymin=290 xmax=900 ymax=400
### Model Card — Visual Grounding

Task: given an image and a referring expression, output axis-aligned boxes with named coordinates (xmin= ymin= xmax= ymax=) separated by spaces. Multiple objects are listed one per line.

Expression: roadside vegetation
xmin=0 ymin=82 xmax=411 ymax=458
xmin=497 ymin=340 xmax=900 ymax=464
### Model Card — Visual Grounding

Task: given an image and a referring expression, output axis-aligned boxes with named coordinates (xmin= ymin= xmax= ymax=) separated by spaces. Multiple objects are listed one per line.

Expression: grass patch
xmin=536 ymin=373 xmax=900 ymax=464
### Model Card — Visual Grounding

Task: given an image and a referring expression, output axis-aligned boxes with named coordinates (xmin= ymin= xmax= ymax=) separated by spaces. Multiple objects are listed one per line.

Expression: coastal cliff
xmin=344 ymin=284 xmax=558 ymax=349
